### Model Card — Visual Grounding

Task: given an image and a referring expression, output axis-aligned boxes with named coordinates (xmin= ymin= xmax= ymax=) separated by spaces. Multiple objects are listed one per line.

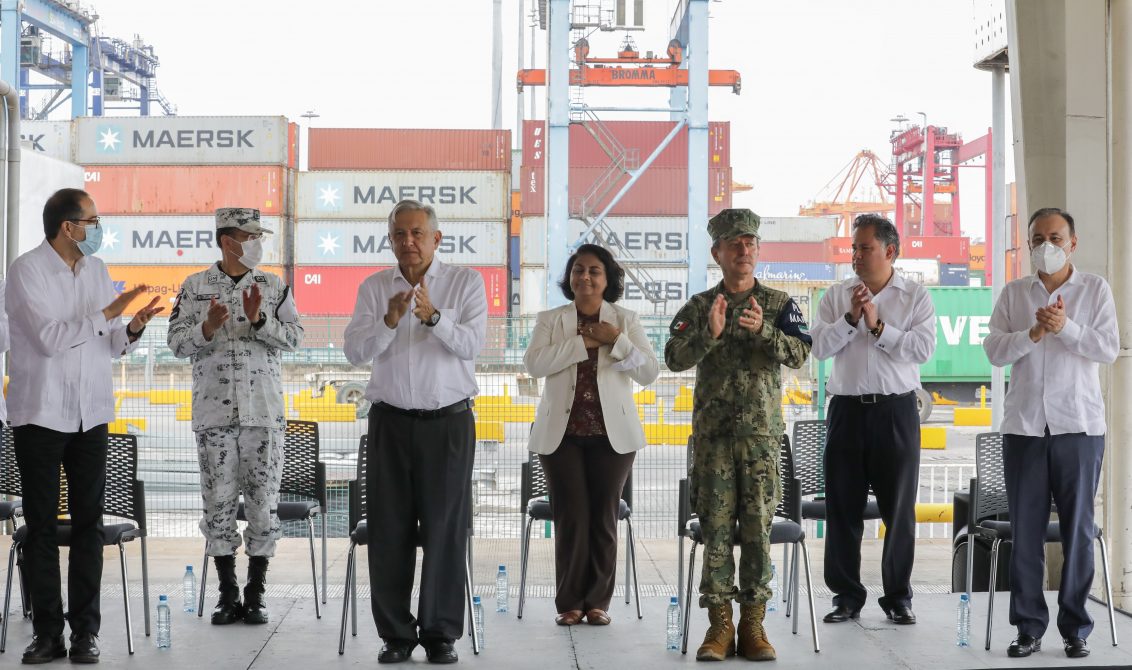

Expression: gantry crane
xmin=799 ymin=150 xmax=896 ymax=236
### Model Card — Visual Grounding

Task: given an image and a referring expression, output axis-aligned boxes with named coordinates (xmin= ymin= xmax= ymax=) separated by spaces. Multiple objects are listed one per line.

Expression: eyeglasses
xmin=70 ymin=217 xmax=101 ymax=228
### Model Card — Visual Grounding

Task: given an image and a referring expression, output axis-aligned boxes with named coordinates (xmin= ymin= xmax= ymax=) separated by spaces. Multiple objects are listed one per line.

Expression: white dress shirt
xmin=983 ymin=267 xmax=1118 ymax=437
xmin=6 ymin=240 xmax=138 ymax=432
xmin=811 ymin=272 xmax=936 ymax=395
xmin=343 ymin=259 xmax=487 ymax=410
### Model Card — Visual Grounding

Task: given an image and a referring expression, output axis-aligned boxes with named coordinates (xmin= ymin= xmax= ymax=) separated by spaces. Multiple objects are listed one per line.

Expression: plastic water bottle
xmin=956 ymin=593 xmax=971 ymax=647
xmin=495 ymin=564 xmax=508 ymax=612
xmin=665 ymin=596 xmax=681 ymax=651
xmin=767 ymin=564 xmax=779 ymax=613
xmin=182 ymin=565 xmax=196 ymax=613
xmin=156 ymin=595 xmax=171 ymax=648
xmin=472 ymin=596 xmax=486 ymax=649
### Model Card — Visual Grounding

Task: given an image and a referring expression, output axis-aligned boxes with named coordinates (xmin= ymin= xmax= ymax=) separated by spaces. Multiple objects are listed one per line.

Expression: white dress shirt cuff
xmin=1055 ymin=317 xmax=1082 ymax=344
xmin=429 ymin=308 xmax=454 ymax=341
xmin=833 ymin=318 xmax=859 ymax=346
xmin=87 ymin=311 xmax=110 ymax=338
xmin=874 ymin=322 xmax=901 ymax=352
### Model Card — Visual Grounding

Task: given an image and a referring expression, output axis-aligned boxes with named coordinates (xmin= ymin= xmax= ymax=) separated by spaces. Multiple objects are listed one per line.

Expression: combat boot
xmin=211 ymin=554 xmax=244 ymax=625
xmin=244 ymin=556 xmax=270 ymax=624
xmin=737 ymin=602 xmax=776 ymax=661
xmin=695 ymin=601 xmax=735 ymax=661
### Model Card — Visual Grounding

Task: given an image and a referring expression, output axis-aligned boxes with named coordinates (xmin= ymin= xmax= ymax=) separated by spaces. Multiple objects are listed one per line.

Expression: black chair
xmin=966 ymin=432 xmax=1117 ymax=650
xmin=516 ymin=453 xmax=640 ymax=620
xmin=197 ymin=420 xmax=327 ymax=619
xmin=338 ymin=435 xmax=480 ymax=655
xmin=0 ymin=426 xmax=28 ymax=621
xmin=677 ymin=435 xmax=819 ymax=654
xmin=1 ymin=433 xmax=151 ymax=655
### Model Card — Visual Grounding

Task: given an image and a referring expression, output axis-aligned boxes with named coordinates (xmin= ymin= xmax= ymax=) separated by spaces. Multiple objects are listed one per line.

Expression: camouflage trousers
xmin=692 ymin=435 xmax=781 ymax=607
xmin=196 ymin=425 xmax=285 ymax=557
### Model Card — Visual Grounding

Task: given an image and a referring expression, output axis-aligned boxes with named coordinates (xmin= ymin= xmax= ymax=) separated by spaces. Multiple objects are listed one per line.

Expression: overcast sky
xmin=80 ymin=0 xmax=1009 ymax=240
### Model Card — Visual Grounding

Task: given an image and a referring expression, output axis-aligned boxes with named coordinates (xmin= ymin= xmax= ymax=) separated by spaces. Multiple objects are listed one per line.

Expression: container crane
xmin=799 ymin=150 xmax=896 ymax=236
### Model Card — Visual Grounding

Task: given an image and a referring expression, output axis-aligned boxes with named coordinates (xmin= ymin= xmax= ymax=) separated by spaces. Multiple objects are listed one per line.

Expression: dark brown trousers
xmin=539 ymin=435 xmax=634 ymax=614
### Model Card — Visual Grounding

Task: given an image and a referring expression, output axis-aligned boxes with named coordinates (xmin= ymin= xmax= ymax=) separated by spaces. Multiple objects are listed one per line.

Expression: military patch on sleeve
xmin=254 ymin=275 xmax=268 ymax=283
xmin=775 ymin=299 xmax=813 ymax=344
xmin=671 ymin=320 xmax=690 ymax=333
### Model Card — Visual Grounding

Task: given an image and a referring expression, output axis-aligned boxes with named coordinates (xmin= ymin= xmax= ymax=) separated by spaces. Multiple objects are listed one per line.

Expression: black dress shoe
xmin=1007 ymin=634 xmax=1042 ymax=658
xmin=68 ymin=633 xmax=100 ymax=664
xmin=377 ymin=639 xmax=417 ymax=664
xmin=884 ymin=605 xmax=917 ymax=625
xmin=21 ymin=635 xmax=66 ymax=664
xmin=1063 ymin=637 xmax=1090 ymax=658
xmin=423 ymin=639 xmax=458 ymax=664
xmin=822 ymin=605 xmax=861 ymax=623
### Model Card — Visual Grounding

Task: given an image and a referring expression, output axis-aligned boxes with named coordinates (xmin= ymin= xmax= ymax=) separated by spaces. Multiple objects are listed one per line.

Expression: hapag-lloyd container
xmin=518 ymin=165 xmax=731 ymax=217
xmin=309 ymin=128 xmax=511 ymax=171
xmin=295 ymin=220 xmax=507 ymax=265
xmin=293 ymin=265 xmax=509 ymax=317
xmin=521 ymin=120 xmax=729 ymax=168
xmin=106 ymin=265 xmax=283 ymax=315
xmin=98 ymin=216 xmax=285 ymax=265
xmin=76 ymin=116 xmax=297 ymax=167
xmin=296 ymin=170 xmax=508 ymax=220
xmin=84 ymin=166 xmax=288 ymax=215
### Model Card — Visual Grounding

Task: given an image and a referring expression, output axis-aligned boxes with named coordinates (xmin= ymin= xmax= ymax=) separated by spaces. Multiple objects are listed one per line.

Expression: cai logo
xmin=95 ymin=125 xmax=124 ymax=154
xmin=315 ymin=181 xmax=344 ymax=211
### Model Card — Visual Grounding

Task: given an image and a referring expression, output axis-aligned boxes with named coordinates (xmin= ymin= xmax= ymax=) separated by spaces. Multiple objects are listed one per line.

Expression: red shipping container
xmin=84 ymin=166 xmax=287 ymax=215
xmin=825 ymin=236 xmax=969 ymax=264
xmin=519 ymin=165 xmax=731 ymax=216
xmin=757 ymin=242 xmax=829 ymax=264
xmin=522 ymin=120 xmax=729 ymax=168
xmin=309 ymin=128 xmax=511 ymax=171
xmin=293 ymin=265 xmax=508 ymax=317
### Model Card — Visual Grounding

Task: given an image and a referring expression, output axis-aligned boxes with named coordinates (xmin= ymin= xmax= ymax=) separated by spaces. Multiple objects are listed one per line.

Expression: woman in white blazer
xmin=524 ymin=244 xmax=659 ymax=627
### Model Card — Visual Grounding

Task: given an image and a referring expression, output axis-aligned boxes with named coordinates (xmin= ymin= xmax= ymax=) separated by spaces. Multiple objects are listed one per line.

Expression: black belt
xmin=836 ymin=391 xmax=915 ymax=405
xmin=374 ymin=398 xmax=474 ymax=419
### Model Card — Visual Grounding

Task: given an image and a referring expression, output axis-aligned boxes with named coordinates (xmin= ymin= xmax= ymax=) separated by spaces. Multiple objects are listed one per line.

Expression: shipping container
xmin=894 ymin=259 xmax=941 ymax=286
xmin=969 ymin=243 xmax=986 ymax=271
xmin=758 ymin=241 xmax=827 ymax=264
xmin=83 ymin=165 xmax=287 ymax=215
xmin=522 ymin=216 xmax=704 ymax=265
xmin=521 ymin=120 xmax=729 ymax=168
xmin=754 ymin=262 xmax=836 ymax=282
xmin=293 ymin=265 xmax=508 ymax=317
xmin=20 ymin=120 xmax=73 ymax=162
xmin=757 ymin=216 xmax=839 ymax=243
xmin=824 ymin=236 xmax=969 ymax=264
xmin=519 ymin=165 xmax=732 ymax=217
xmin=76 ymin=116 xmax=294 ymax=166
xmin=19 ymin=151 xmax=84 ymax=256
xmin=106 ymin=265 xmax=283 ymax=315
xmin=294 ymin=220 xmax=507 ymax=265
xmin=308 ymin=128 xmax=511 ymax=172
xmin=940 ymin=263 xmax=970 ymax=287
xmin=296 ymin=170 xmax=508 ymax=220
xmin=98 ymin=216 xmax=285 ymax=265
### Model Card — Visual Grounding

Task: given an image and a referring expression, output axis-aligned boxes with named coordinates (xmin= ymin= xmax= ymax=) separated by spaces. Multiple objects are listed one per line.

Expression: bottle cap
xmin=186 ymin=565 xmax=193 ymax=571
xmin=159 ymin=594 xmax=168 ymax=601
xmin=498 ymin=564 xmax=506 ymax=571
xmin=473 ymin=596 xmax=481 ymax=604
xmin=670 ymin=596 xmax=678 ymax=604
xmin=960 ymin=593 xmax=970 ymax=601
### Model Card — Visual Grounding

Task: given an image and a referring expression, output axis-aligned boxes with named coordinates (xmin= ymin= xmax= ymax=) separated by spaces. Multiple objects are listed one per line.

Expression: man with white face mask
xmin=168 ymin=207 xmax=304 ymax=626
xmin=983 ymin=207 xmax=1118 ymax=660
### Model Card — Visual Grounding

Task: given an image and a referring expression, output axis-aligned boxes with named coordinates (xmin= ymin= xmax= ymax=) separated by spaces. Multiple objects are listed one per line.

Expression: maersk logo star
xmin=318 ymin=232 xmax=340 ymax=256
xmin=101 ymin=226 xmax=120 ymax=251
xmin=316 ymin=182 xmax=343 ymax=210
xmin=96 ymin=125 xmax=123 ymax=153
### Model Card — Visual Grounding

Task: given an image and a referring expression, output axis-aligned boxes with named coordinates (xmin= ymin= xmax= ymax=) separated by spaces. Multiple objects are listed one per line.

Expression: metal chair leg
xmin=321 ymin=512 xmax=328 ymax=605
xmin=1 ymin=542 xmax=17 ymax=652
xmin=140 ymin=537 xmax=151 ymax=636
xmin=623 ymin=518 xmax=630 ymax=605
xmin=781 ymin=542 xmax=790 ymax=604
xmin=799 ymin=540 xmax=820 ymax=652
xmin=351 ymin=547 xmax=358 ymax=637
xmin=965 ymin=530 xmax=975 ymax=597
xmin=197 ymin=547 xmax=208 ymax=618
xmin=1098 ymin=535 xmax=1118 ymax=646
xmin=791 ymin=543 xmax=800 ymax=635
xmin=985 ymin=538 xmax=1001 ymax=651
xmin=676 ymin=535 xmax=685 ymax=617
xmin=626 ymin=517 xmax=641 ymax=619
xmin=119 ymin=543 xmax=134 ymax=655
xmin=517 ymin=516 xmax=534 ymax=619
xmin=786 ymin=542 xmax=798 ymax=618
xmin=338 ymin=541 xmax=355 ymax=655
xmin=466 ymin=550 xmax=479 ymax=655
xmin=681 ymin=543 xmax=698 ymax=655
xmin=306 ymin=517 xmax=321 ymax=619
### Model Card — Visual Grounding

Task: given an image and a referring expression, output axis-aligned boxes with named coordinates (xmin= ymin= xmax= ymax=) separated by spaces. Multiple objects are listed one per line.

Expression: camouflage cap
xmin=708 ymin=208 xmax=760 ymax=242
xmin=215 ymin=207 xmax=273 ymax=234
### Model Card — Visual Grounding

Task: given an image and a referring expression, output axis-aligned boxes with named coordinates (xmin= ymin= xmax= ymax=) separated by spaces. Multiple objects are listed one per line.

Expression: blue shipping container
xmin=940 ymin=263 xmax=969 ymax=287
xmin=509 ymin=235 xmax=520 ymax=280
xmin=755 ymin=262 xmax=835 ymax=282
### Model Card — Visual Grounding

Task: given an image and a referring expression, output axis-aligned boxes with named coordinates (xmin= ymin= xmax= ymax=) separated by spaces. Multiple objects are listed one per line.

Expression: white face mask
xmin=237 ymin=237 xmax=264 ymax=269
xmin=1030 ymin=240 xmax=1069 ymax=275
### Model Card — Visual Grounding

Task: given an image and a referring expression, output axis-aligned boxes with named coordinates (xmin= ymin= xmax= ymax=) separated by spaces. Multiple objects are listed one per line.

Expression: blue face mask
xmin=71 ymin=223 xmax=103 ymax=256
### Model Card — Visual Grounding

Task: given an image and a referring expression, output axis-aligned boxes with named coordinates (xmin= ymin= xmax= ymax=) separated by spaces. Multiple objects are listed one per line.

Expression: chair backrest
xmin=522 ymin=451 xmax=633 ymax=510
xmin=350 ymin=434 xmax=369 ymax=530
xmin=281 ymin=420 xmax=326 ymax=505
xmin=78 ymin=433 xmax=146 ymax=532
xmin=0 ymin=425 xmax=21 ymax=498
xmin=973 ymin=432 xmax=1008 ymax=522
xmin=790 ymin=419 xmax=827 ymax=496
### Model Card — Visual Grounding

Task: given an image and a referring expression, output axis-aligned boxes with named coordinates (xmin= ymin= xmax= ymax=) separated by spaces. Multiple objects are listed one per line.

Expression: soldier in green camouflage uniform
xmin=665 ymin=209 xmax=812 ymax=662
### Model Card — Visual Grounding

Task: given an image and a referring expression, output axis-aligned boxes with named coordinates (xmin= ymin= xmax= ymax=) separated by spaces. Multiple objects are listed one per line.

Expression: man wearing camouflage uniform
xmin=167 ymin=208 xmax=304 ymax=626
xmin=665 ymin=209 xmax=812 ymax=662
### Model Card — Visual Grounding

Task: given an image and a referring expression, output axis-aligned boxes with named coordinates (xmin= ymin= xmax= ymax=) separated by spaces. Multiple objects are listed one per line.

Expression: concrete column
xmin=686 ymin=0 xmax=708 ymax=294
xmin=545 ymin=0 xmax=571 ymax=308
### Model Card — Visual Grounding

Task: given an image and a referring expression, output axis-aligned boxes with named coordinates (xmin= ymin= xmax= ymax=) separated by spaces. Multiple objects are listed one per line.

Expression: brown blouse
xmin=565 ymin=310 xmax=606 ymax=437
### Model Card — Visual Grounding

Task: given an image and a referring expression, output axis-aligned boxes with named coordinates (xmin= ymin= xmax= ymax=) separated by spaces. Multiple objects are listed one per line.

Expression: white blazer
xmin=524 ymin=301 xmax=659 ymax=455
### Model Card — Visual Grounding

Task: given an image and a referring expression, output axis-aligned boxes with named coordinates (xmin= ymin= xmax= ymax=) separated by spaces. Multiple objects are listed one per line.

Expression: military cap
xmin=708 ymin=208 xmax=760 ymax=242
xmin=215 ymin=207 xmax=273 ymax=234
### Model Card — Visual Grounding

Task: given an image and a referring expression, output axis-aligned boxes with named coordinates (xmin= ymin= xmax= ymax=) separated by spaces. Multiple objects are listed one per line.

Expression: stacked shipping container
xmin=298 ymin=129 xmax=512 ymax=320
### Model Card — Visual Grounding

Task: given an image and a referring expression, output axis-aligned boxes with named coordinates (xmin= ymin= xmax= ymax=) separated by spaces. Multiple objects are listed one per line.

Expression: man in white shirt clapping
xmin=983 ymin=207 xmax=1118 ymax=660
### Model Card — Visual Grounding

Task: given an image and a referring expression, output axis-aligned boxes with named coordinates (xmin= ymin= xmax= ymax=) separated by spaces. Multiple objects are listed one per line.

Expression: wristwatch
xmin=253 ymin=311 xmax=267 ymax=329
xmin=843 ymin=312 xmax=859 ymax=327
xmin=424 ymin=310 xmax=441 ymax=328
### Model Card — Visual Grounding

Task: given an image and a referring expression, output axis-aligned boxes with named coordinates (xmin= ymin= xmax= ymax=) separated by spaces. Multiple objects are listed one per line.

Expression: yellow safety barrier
xmin=297 ymin=405 xmax=357 ymax=422
xmin=474 ymin=405 xmax=536 ymax=424
xmin=476 ymin=421 xmax=505 ymax=442
xmin=921 ymin=426 xmax=947 ymax=450
xmin=673 ymin=386 xmax=694 ymax=412
xmin=108 ymin=418 xmax=147 ymax=433
xmin=878 ymin=503 xmax=953 ymax=537
xmin=175 ymin=404 xmax=193 ymax=421
xmin=150 ymin=389 xmax=192 ymax=405
xmin=642 ymin=402 xmax=693 ymax=445
xmin=954 ymin=408 xmax=992 ymax=426
xmin=476 ymin=385 xmax=512 ymax=406
xmin=115 ymin=390 xmax=149 ymax=399
xmin=633 ymin=390 xmax=656 ymax=406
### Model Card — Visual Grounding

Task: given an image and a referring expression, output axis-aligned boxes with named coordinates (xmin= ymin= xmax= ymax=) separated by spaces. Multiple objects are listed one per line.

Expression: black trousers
xmin=823 ymin=394 xmax=920 ymax=611
xmin=14 ymin=423 xmax=108 ymax=638
xmin=539 ymin=435 xmax=634 ymax=614
xmin=366 ymin=404 xmax=475 ymax=644
xmin=1003 ymin=432 xmax=1104 ymax=639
